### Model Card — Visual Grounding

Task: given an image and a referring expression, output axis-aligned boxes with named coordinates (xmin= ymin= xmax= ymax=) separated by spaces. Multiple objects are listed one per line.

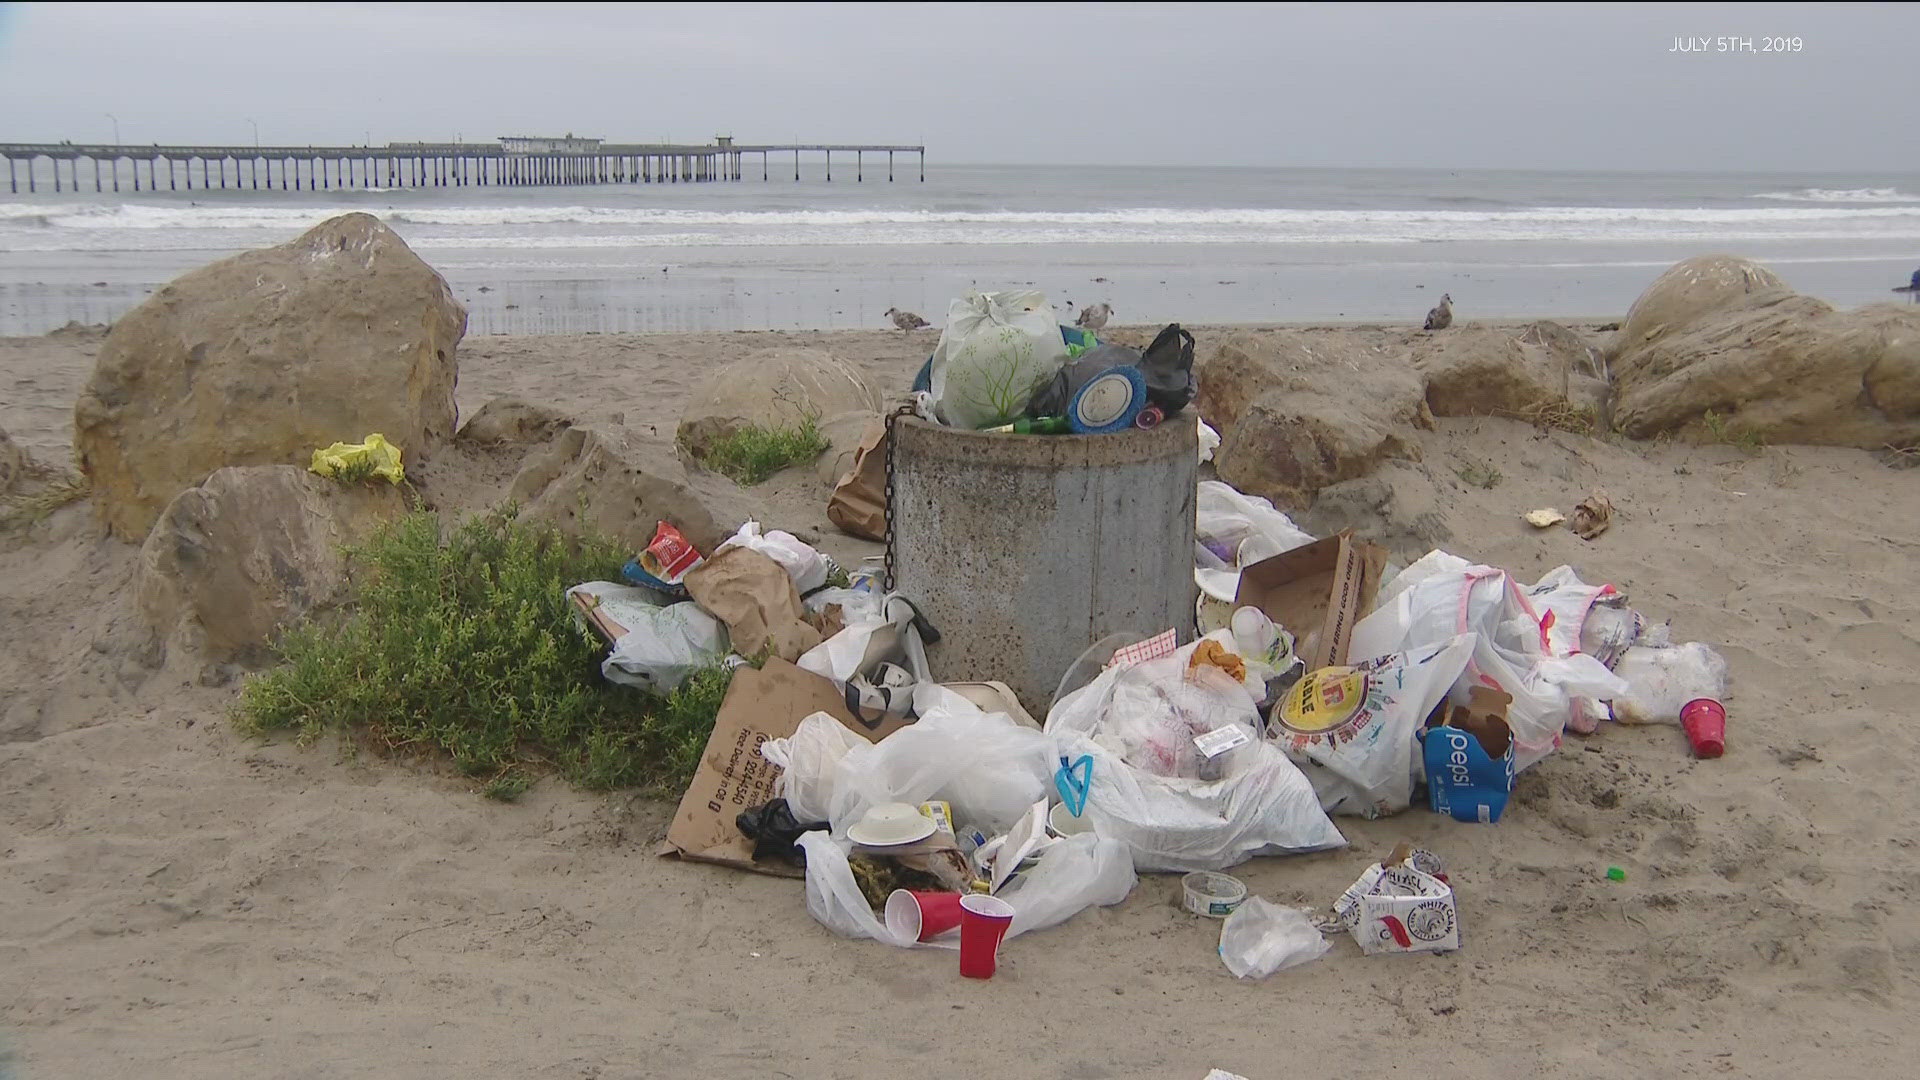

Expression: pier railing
xmin=0 ymin=141 xmax=926 ymax=194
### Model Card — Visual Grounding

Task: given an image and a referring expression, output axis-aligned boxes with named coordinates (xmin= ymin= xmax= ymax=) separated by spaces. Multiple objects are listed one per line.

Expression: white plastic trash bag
xmin=1197 ymin=419 xmax=1221 ymax=464
xmin=928 ymin=290 xmax=1069 ymax=430
xmin=1350 ymin=553 xmax=1627 ymax=772
xmin=825 ymin=701 xmax=1054 ymax=837
xmin=1218 ymin=897 xmax=1329 ymax=978
xmin=717 ymin=521 xmax=832 ymax=595
xmin=760 ymin=712 xmax=866 ymax=823
xmin=795 ymin=830 xmax=1135 ymax=948
xmin=566 ymin=583 xmax=728 ymax=692
xmin=1047 ymin=646 xmax=1345 ymax=872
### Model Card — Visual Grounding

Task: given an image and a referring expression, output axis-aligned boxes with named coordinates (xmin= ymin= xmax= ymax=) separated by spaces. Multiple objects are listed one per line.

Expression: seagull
xmin=1894 ymin=268 xmax=1920 ymax=303
xmin=1423 ymin=293 xmax=1453 ymax=331
xmin=1075 ymin=302 xmax=1112 ymax=330
xmin=885 ymin=307 xmax=930 ymax=330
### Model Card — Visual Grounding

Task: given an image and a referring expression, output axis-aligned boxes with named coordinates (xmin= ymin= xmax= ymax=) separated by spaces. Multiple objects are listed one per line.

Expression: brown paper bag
xmin=827 ymin=419 xmax=888 ymax=541
xmin=660 ymin=658 xmax=861 ymax=876
xmin=684 ymin=547 xmax=823 ymax=662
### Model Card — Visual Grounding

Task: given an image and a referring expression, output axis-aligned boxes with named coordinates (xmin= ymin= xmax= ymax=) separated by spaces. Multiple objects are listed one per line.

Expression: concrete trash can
xmin=890 ymin=416 xmax=1198 ymax=715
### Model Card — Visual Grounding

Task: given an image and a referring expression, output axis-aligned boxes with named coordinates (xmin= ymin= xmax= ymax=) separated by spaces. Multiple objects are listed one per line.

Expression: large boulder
xmin=137 ymin=465 xmax=406 ymax=664
xmin=508 ymin=426 xmax=726 ymax=552
xmin=456 ymin=396 xmax=572 ymax=446
xmin=1612 ymin=295 xmax=1920 ymax=446
xmin=74 ymin=212 xmax=466 ymax=540
xmin=1415 ymin=321 xmax=1609 ymax=426
xmin=676 ymin=347 xmax=882 ymax=471
xmin=0 ymin=426 xmax=23 ymax=494
xmin=1198 ymin=330 xmax=1430 ymax=510
xmin=1606 ymin=255 xmax=1790 ymax=361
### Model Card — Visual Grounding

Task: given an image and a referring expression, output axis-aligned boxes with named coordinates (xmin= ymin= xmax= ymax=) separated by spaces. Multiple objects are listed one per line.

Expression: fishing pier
xmin=0 ymin=135 xmax=927 ymax=194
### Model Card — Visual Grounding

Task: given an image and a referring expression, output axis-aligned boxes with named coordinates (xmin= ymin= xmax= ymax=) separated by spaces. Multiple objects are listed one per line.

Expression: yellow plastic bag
xmin=309 ymin=433 xmax=404 ymax=484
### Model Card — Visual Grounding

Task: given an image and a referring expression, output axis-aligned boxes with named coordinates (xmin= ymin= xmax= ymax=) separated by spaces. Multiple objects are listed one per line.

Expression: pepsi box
xmin=1424 ymin=724 xmax=1516 ymax=824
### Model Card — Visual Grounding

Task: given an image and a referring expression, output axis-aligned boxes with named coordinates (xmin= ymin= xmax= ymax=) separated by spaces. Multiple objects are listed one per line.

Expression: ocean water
xmin=0 ymin=164 xmax=1916 ymax=335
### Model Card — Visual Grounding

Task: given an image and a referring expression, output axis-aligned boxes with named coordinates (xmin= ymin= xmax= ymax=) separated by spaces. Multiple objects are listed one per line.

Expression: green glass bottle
xmin=985 ymin=415 xmax=1072 ymax=435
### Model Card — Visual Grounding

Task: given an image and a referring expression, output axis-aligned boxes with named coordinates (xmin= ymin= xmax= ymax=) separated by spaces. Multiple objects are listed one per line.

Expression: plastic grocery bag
xmin=565 ymin=583 xmax=729 ymax=691
xmin=825 ymin=700 xmax=1055 ymax=837
xmin=795 ymin=830 xmax=1135 ymax=948
xmin=1524 ymin=565 xmax=1640 ymax=732
xmin=1218 ymin=897 xmax=1329 ymax=978
xmin=717 ymin=521 xmax=832 ymax=595
xmin=760 ymin=712 xmax=867 ymax=823
xmin=1610 ymin=642 xmax=1729 ymax=724
xmin=1271 ymin=635 xmax=1476 ymax=817
xmin=1047 ymin=646 xmax=1345 ymax=872
xmin=309 ymin=432 xmax=404 ymax=484
xmin=1196 ymin=481 xmax=1316 ymax=568
xmin=928 ymin=290 xmax=1069 ymax=429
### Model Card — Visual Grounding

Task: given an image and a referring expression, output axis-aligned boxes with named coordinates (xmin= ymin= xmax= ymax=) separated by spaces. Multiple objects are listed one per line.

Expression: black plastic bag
xmin=1139 ymin=324 xmax=1196 ymax=414
xmin=736 ymin=798 xmax=827 ymax=864
xmin=1027 ymin=343 xmax=1143 ymax=418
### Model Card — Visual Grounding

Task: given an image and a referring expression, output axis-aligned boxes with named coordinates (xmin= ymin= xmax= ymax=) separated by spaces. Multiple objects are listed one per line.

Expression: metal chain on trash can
xmin=880 ymin=401 xmax=916 ymax=593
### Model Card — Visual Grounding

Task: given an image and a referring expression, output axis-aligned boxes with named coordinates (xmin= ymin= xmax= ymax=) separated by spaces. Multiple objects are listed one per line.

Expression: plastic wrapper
xmin=1610 ymin=642 xmax=1729 ymax=724
xmin=716 ymin=521 xmax=832 ymax=595
xmin=1218 ymin=897 xmax=1329 ymax=978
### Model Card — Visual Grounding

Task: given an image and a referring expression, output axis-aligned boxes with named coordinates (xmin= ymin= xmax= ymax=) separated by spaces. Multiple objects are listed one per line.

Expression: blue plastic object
xmin=621 ymin=557 xmax=692 ymax=600
xmin=1055 ymin=754 xmax=1094 ymax=816
xmin=1065 ymin=364 xmax=1146 ymax=434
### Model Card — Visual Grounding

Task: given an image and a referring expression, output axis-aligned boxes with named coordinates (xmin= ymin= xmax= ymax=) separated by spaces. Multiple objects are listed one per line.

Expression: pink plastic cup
xmin=958 ymin=894 xmax=1015 ymax=979
xmin=885 ymin=890 xmax=965 ymax=943
xmin=1679 ymin=698 xmax=1726 ymax=759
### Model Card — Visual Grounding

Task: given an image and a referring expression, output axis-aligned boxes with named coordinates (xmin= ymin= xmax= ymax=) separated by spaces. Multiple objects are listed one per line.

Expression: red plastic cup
xmin=885 ymin=890 xmax=965 ymax=943
xmin=958 ymin=894 xmax=1015 ymax=979
xmin=1680 ymin=698 xmax=1726 ymax=759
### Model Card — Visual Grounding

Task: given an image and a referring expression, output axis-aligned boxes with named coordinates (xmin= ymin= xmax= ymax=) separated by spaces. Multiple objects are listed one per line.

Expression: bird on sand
xmin=1423 ymin=293 xmax=1454 ymax=331
xmin=1894 ymin=268 xmax=1920 ymax=302
xmin=1075 ymin=302 xmax=1112 ymax=330
xmin=885 ymin=307 xmax=930 ymax=330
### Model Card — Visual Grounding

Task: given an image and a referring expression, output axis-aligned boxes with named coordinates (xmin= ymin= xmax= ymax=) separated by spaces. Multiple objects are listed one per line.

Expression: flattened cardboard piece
xmin=660 ymin=658 xmax=862 ymax=877
xmin=1233 ymin=531 xmax=1388 ymax=671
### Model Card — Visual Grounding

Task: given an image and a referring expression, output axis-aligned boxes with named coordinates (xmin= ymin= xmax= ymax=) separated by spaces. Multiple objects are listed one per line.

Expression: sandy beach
xmin=2 ymin=317 xmax=1915 ymax=1079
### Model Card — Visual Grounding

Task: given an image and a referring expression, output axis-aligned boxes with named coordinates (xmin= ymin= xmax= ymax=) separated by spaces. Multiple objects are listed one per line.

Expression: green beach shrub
xmin=236 ymin=506 xmax=731 ymax=796
xmin=696 ymin=416 xmax=832 ymax=485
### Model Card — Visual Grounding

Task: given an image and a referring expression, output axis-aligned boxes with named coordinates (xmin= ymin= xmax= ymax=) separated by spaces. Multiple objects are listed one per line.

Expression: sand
xmin=3 ymin=324 xmax=1916 ymax=1079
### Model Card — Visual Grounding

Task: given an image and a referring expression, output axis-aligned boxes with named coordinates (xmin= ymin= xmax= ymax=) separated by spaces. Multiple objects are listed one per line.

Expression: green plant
xmin=236 ymin=507 xmax=732 ymax=794
xmin=1454 ymin=459 xmax=1504 ymax=490
xmin=700 ymin=417 xmax=831 ymax=485
xmin=1702 ymin=409 xmax=1766 ymax=455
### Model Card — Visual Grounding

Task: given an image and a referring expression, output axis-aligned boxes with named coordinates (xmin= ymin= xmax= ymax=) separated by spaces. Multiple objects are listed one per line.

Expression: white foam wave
xmin=4 ymin=200 xmax=1919 ymax=251
xmin=1755 ymin=187 xmax=1919 ymax=204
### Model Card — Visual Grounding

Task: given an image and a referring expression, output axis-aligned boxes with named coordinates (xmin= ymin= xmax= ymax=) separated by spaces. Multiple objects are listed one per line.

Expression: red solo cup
xmin=958 ymin=894 xmax=1015 ymax=979
xmin=1679 ymin=698 xmax=1726 ymax=759
xmin=885 ymin=890 xmax=965 ymax=943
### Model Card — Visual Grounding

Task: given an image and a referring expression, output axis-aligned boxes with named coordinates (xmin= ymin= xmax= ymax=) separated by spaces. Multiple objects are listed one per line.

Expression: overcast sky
xmin=1 ymin=2 xmax=1915 ymax=171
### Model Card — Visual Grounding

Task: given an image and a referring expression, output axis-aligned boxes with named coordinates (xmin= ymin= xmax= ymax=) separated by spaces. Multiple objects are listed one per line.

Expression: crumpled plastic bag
xmin=717 ymin=521 xmax=832 ymax=595
xmin=796 ymin=830 xmax=1135 ymax=947
xmin=760 ymin=712 xmax=867 ymax=823
xmin=1610 ymin=642 xmax=1729 ymax=724
xmin=1219 ymin=897 xmax=1329 ymax=978
xmin=309 ymin=432 xmax=404 ymax=484
xmin=565 ymin=583 xmax=729 ymax=692
xmin=825 ymin=698 xmax=1054 ymax=837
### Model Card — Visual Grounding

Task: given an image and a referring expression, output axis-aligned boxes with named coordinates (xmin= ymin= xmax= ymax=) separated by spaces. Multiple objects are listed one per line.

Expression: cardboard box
xmin=1423 ymin=687 xmax=1516 ymax=824
xmin=660 ymin=658 xmax=865 ymax=877
xmin=1233 ymin=532 xmax=1388 ymax=671
xmin=1333 ymin=860 xmax=1461 ymax=955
